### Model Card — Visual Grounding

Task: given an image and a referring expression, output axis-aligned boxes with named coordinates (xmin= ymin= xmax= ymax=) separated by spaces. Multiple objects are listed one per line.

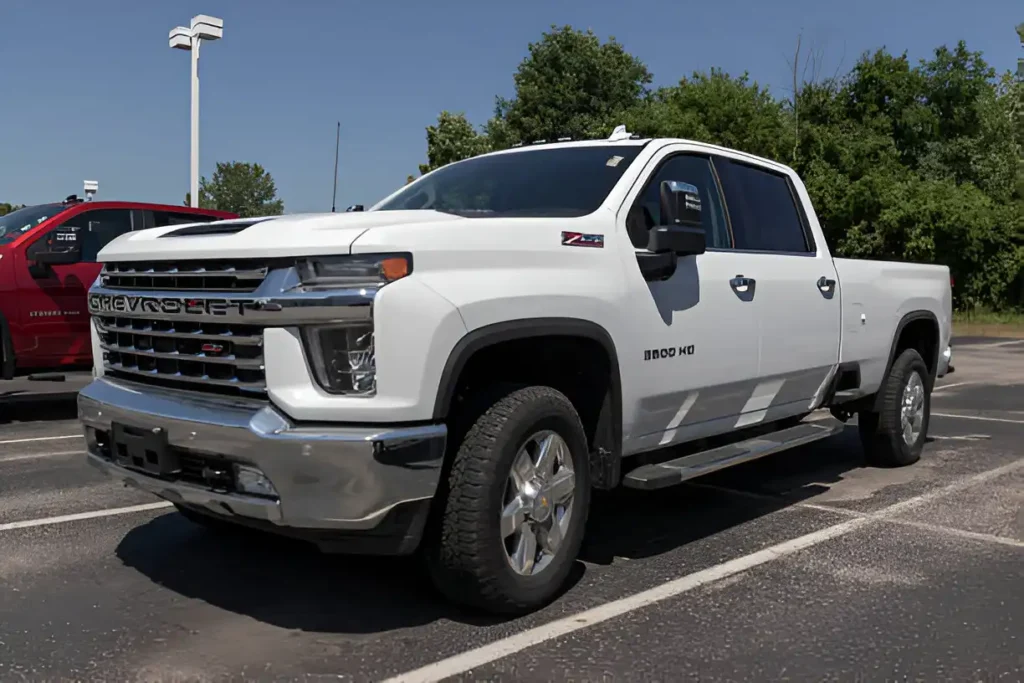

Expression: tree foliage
xmin=418 ymin=112 xmax=491 ymax=175
xmin=185 ymin=161 xmax=284 ymax=217
xmin=419 ymin=25 xmax=1024 ymax=310
xmin=0 ymin=203 xmax=23 ymax=217
xmin=492 ymin=25 xmax=652 ymax=145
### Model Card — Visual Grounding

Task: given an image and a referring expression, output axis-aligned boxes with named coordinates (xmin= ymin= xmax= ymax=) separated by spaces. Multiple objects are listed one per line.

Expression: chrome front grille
xmin=96 ymin=315 xmax=265 ymax=396
xmin=101 ymin=260 xmax=269 ymax=292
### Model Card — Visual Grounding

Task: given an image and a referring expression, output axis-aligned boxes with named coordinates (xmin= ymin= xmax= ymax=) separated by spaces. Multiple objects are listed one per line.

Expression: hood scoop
xmin=160 ymin=217 xmax=277 ymax=238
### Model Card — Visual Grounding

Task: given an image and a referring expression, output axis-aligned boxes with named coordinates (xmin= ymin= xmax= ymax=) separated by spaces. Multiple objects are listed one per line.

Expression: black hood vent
xmin=160 ymin=217 xmax=276 ymax=238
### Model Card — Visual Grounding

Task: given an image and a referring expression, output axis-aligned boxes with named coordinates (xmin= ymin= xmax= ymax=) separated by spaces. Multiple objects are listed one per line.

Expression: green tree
xmin=1018 ymin=22 xmax=1023 ymax=78
xmin=421 ymin=25 xmax=652 ymax=168
xmin=418 ymin=111 xmax=491 ymax=174
xmin=0 ymin=203 xmax=23 ymax=217
xmin=493 ymin=25 xmax=652 ymax=145
xmin=623 ymin=69 xmax=791 ymax=161
xmin=184 ymin=161 xmax=284 ymax=217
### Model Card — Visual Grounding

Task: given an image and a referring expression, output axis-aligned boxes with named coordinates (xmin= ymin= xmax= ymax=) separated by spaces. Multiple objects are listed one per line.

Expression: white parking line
xmin=0 ymin=502 xmax=173 ymax=533
xmin=966 ymin=339 xmax=1024 ymax=348
xmin=380 ymin=458 xmax=1024 ymax=683
xmin=0 ymin=434 xmax=83 ymax=445
xmin=0 ymin=450 xmax=84 ymax=463
xmin=797 ymin=502 xmax=1024 ymax=548
xmin=933 ymin=412 xmax=1024 ymax=425
xmin=932 ymin=381 xmax=975 ymax=392
xmin=888 ymin=518 xmax=1024 ymax=549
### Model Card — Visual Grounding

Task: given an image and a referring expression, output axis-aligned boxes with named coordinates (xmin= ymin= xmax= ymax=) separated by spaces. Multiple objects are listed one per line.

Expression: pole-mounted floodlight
xmin=169 ymin=15 xmax=224 ymax=208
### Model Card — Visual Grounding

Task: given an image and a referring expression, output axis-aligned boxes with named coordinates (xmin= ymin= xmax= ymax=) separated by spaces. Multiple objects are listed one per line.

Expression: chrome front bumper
xmin=78 ymin=377 xmax=446 ymax=546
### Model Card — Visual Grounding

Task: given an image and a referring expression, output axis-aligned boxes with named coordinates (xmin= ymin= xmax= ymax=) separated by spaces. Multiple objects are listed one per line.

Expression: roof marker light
xmin=607 ymin=125 xmax=632 ymax=142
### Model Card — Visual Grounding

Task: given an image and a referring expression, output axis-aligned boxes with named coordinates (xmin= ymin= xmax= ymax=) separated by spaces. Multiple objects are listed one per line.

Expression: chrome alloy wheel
xmin=500 ymin=430 xmax=576 ymax=576
xmin=901 ymin=371 xmax=926 ymax=446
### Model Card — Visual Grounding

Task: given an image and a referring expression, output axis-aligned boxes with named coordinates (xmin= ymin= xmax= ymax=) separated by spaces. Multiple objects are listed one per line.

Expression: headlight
xmin=303 ymin=324 xmax=376 ymax=395
xmin=296 ymin=253 xmax=411 ymax=289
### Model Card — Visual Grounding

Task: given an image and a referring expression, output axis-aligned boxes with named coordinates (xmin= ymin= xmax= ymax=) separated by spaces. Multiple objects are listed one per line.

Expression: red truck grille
xmin=95 ymin=315 xmax=265 ymax=396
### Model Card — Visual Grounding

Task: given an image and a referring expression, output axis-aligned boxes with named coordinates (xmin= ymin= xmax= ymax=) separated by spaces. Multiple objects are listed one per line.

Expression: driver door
xmin=618 ymin=146 xmax=764 ymax=455
xmin=19 ymin=208 xmax=134 ymax=363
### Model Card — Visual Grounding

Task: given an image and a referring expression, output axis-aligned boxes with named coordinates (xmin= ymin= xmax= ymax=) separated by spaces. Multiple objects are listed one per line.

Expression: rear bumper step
xmin=623 ymin=418 xmax=845 ymax=490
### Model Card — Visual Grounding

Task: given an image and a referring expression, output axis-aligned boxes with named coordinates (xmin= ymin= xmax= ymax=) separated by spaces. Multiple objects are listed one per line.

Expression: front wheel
xmin=426 ymin=385 xmax=591 ymax=615
xmin=858 ymin=348 xmax=931 ymax=467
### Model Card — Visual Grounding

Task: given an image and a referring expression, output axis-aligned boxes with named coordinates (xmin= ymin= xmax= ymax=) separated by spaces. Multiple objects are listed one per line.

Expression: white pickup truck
xmin=79 ymin=130 xmax=952 ymax=614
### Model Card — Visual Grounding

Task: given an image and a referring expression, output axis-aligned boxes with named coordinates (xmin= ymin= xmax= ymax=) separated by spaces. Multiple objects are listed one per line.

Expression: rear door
xmin=21 ymin=207 xmax=135 ymax=362
xmin=711 ymin=156 xmax=841 ymax=423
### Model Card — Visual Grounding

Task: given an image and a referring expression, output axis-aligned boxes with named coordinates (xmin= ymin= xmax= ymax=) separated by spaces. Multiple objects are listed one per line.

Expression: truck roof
xmin=476 ymin=133 xmax=794 ymax=177
xmin=56 ymin=200 xmax=235 ymax=216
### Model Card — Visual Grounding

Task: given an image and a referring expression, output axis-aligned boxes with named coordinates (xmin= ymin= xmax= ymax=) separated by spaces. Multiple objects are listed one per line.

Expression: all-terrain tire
xmin=426 ymin=385 xmax=591 ymax=615
xmin=858 ymin=348 xmax=931 ymax=467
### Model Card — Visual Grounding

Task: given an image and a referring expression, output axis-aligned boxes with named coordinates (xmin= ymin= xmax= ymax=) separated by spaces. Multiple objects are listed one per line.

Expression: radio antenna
xmin=331 ymin=121 xmax=340 ymax=212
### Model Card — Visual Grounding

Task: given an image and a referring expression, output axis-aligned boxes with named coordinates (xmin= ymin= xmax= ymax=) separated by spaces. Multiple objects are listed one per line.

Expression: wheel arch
xmin=871 ymin=310 xmax=940 ymax=412
xmin=432 ymin=317 xmax=624 ymax=489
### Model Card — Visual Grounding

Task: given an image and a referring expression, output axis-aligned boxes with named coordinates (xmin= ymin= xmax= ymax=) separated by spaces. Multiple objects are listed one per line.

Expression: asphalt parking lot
xmin=1 ymin=341 xmax=1021 ymax=683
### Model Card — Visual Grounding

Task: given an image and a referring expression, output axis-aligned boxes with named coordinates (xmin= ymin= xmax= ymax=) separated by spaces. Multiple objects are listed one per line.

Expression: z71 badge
xmin=644 ymin=345 xmax=695 ymax=361
xmin=561 ymin=231 xmax=604 ymax=248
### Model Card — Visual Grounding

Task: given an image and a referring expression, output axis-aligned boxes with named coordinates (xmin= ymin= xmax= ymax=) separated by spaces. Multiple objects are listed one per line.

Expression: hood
xmin=97 ymin=210 xmax=460 ymax=263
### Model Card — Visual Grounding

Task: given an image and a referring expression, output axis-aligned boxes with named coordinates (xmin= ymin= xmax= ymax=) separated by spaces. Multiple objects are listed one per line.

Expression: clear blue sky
xmin=1 ymin=0 xmax=1020 ymax=213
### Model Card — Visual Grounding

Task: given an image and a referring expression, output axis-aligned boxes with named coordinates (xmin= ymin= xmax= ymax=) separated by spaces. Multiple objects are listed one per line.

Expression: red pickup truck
xmin=0 ymin=197 xmax=235 ymax=378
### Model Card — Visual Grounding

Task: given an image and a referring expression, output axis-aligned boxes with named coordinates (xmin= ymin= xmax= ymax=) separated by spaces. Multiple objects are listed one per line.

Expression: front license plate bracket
xmin=111 ymin=422 xmax=178 ymax=476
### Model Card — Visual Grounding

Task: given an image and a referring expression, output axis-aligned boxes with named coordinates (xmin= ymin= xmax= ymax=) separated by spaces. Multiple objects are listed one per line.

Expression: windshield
xmin=374 ymin=145 xmax=645 ymax=218
xmin=0 ymin=204 xmax=67 ymax=244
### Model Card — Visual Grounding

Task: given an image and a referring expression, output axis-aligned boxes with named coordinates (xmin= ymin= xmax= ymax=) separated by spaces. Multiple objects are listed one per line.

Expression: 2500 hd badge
xmin=644 ymin=345 xmax=695 ymax=361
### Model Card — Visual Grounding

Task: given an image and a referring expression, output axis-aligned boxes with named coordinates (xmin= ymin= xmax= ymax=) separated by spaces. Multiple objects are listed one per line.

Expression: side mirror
xmin=648 ymin=180 xmax=706 ymax=256
xmin=33 ymin=225 xmax=82 ymax=266
xmin=659 ymin=180 xmax=702 ymax=228
xmin=635 ymin=180 xmax=707 ymax=282
xmin=647 ymin=225 xmax=706 ymax=256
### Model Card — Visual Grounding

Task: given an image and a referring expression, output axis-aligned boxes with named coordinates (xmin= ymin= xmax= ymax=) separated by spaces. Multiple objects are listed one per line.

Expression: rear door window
xmin=712 ymin=158 xmax=813 ymax=254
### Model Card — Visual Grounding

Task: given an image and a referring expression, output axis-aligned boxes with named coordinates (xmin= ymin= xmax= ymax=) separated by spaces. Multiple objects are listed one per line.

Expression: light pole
xmin=169 ymin=15 xmax=224 ymax=208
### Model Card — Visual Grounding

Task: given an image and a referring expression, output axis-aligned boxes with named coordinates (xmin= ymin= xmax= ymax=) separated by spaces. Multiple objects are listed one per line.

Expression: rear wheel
xmin=858 ymin=348 xmax=930 ymax=467
xmin=426 ymin=385 xmax=591 ymax=615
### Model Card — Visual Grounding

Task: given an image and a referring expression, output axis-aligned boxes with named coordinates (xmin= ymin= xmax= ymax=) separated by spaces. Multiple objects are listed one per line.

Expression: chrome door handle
xmin=817 ymin=276 xmax=836 ymax=292
xmin=730 ymin=276 xmax=755 ymax=293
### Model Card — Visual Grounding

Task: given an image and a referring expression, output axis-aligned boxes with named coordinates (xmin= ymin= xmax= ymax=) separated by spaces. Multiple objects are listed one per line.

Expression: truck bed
xmin=833 ymin=257 xmax=952 ymax=396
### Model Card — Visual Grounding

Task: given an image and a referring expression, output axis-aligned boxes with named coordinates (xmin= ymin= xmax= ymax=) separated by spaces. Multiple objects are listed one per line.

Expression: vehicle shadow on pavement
xmin=114 ymin=512 xmax=499 ymax=633
xmin=114 ymin=426 xmax=866 ymax=633
xmin=580 ymin=426 xmax=866 ymax=564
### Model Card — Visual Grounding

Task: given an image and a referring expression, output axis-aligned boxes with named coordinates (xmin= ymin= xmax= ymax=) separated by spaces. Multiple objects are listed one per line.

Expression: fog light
xmin=302 ymin=323 xmax=376 ymax=395
xmin=234 ymin=464 xmax=278 ymax=498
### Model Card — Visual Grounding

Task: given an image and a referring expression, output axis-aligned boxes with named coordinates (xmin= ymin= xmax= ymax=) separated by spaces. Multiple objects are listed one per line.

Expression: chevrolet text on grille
xmin=88 ymin=294 xmax=281 ymax=317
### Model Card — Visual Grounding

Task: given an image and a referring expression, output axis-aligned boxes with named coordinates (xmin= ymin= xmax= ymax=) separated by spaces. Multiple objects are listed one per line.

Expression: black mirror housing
xmin=647 ymin=225 xmax=706 ymax=256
